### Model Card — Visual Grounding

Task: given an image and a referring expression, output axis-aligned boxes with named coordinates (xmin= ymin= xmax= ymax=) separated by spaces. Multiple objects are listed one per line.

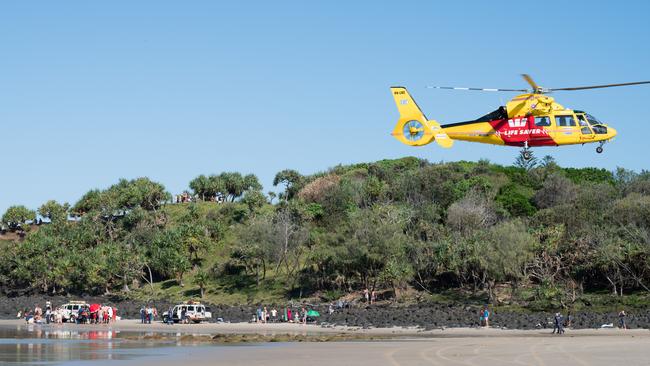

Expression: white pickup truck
xmin=162 ymin=302 xmax=212 ymax=323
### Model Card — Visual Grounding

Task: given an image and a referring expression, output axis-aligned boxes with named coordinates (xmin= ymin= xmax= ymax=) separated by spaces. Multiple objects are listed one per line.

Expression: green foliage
xmin=2 ymin=205 xmax=36 ymax=231
xmin=273 ymin=169 xmax=304 ymax=200
xmin=189 ymin=172 xmax=262 ymax=202
xmin=38 ymin=200 xmax=70 ymax=226
xmin=496 ymin=184 xmax=536 ymax=217
xmin=564 ymin=167 xmax=615 ymax=185
xmin=2 ymin=158 xmax=650 ymax=310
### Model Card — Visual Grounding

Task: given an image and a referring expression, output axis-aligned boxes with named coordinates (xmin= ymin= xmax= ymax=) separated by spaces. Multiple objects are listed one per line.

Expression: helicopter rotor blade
xmin=426 ymin=86 xmax=527 ymax=92
xmin=548 ymin=81 xmax=650 ymax=91
xmin=521 ymin=74 xmax=540 ymax=92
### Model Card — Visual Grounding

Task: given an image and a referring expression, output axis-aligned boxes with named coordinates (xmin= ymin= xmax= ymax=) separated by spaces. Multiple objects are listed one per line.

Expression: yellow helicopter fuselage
xmin=391 ymin=87 xmax=617 ymax=150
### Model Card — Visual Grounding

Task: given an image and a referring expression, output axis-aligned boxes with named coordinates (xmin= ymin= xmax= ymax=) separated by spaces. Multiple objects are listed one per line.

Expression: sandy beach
xmin=103 ymin=335 xmax=650 ymax=366
xmin=3 ymin=319 xmax=649 ymax=365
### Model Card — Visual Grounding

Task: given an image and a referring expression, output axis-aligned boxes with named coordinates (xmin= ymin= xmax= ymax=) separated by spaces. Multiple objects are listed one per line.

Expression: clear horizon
xmin=1 ymin=0 xmax=649 ymax=213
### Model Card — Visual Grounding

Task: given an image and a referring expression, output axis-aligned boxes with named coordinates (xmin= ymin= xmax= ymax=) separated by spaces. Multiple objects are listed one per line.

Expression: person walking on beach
xmin=618 ymin=310 xmax=627 ymax=329
xmin=552 ymin=312 xmax=564 ymax=334
xmin=363 ymin=288 xmax=369 ymax=303
xmin=140 ymin=306 xmax=145 ymax=324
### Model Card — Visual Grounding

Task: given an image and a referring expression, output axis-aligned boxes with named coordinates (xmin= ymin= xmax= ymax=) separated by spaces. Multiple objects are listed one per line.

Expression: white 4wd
xmin=60 ymin=301 xmax=89 ymax=322
xmin=162 ymin=302 xmax=211 ymax=323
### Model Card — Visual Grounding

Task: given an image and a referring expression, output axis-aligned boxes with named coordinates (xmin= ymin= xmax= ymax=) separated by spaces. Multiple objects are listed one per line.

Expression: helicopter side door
xmin=552 ymin=113 xmax=580 ymax=145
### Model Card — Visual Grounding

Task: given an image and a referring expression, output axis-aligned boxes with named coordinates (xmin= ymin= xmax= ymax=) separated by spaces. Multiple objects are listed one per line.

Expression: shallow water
xmin=0 ymin=324 xmax=215 ymax=365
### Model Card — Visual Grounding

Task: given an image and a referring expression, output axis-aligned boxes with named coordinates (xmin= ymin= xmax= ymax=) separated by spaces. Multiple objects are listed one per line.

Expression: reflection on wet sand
xmin=0 ymin=324 xmax=178 ymax=364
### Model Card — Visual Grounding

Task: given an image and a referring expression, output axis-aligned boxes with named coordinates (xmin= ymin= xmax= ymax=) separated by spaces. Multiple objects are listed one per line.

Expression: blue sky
xmin=1 ymin=1 xmax=649 ymax=213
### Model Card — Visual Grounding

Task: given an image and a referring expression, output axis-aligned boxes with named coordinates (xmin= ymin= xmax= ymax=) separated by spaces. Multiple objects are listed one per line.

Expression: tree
xmin=38 ymin=200 xmax=70 ymax=226
xmin=273 ymin=169 xmax=304 ymax=200
xmin=483 ymin=220 xmax=536 ymax=302
xmin=230 ymin=215 xmax=275 ymax=285
xmin=514 ymin=150 xmax=538 ymax=171
xmin=241 ymin=190 xmax=268 ymax=212
xmin=194 ymin=269 xmax=209 ymax=298
xmin=446 ymin=190 xmax=496 ymax=236
xmin=189 ymin=174 xmax=225 ymax=201
xmin=2 ymin=205 xmax=36 ymax=231
xmin=272 ymin=206 xmax=309 ymax=277
xmin=533 ymin=173 xmax=577 ymax=209
xmin=71 ymin=178 xmax=170 ymax=216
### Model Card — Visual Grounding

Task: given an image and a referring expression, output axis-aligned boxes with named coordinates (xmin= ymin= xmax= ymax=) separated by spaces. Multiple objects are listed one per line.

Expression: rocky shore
xmin=2 ymin=294 xmax=648 ymax=329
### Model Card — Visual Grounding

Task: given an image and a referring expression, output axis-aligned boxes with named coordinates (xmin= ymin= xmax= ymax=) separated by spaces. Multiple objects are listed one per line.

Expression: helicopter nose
xmin=608 ymin=126 xmax=617 ymax=138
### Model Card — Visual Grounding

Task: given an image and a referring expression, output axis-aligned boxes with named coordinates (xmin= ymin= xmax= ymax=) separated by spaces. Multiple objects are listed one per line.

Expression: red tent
xmin=89 ymin=304 xmax=101 ymax=313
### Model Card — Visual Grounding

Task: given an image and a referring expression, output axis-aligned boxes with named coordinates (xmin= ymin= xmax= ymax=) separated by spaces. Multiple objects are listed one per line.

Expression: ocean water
xmin=0 ymin=324 xmax=216 ymax=365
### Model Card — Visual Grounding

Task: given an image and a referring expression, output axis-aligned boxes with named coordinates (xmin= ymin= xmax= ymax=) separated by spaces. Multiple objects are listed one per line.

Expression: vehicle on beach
xmin=162 ymin=301 xmax=212 ymax=323
xmin=60 ymin=301 xmax=90 ymax=323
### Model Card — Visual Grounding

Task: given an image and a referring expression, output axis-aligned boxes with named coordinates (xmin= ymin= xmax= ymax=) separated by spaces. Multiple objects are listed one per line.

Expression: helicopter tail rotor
xmin=390 ymin=86 xmax=453 ymax=148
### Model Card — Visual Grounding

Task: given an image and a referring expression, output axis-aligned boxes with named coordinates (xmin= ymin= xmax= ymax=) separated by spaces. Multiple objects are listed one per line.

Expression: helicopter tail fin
xmin=390 ymin=86 xmax=453 ymax=148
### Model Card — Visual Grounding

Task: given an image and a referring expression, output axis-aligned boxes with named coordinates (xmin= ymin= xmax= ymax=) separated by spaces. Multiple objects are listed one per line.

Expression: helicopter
xmin=390 ymin=75 xmax=650 ymax=160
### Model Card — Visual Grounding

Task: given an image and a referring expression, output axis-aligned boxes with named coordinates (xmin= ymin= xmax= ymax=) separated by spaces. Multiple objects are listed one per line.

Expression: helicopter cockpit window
xmin=577 ymin=115 xmax=589 ymax=126
xmin=555 ymin=115 xmax=576 ymax=127
xmin=576 ymin=115 xmax=592 ymax=134
xmin=534 ymin=116 xmax=550 ymax=126
xmin=585 ymin=113 xmax=608 ymax=134
xmin=586 ymin=114 xmax=602 ymax=125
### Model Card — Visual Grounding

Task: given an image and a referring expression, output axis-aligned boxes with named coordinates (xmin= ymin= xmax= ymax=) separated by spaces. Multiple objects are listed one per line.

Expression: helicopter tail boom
xmin=390 ymin=86 xmax=453 ymax=148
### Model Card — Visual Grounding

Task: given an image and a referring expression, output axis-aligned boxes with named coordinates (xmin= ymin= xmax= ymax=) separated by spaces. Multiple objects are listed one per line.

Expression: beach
xmin=1 ymin=319 xmax=648 ymax=365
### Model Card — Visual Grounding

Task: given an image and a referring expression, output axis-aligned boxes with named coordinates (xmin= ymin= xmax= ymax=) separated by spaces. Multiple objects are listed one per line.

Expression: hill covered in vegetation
xmin=1 ymin=156 xmax=649 ymax=311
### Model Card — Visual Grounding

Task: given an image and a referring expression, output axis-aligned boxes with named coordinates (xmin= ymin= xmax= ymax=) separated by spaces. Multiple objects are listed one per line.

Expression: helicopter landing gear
xmin=596 ymin=141 xmax=605 ymax=154
xmin=521 ymin=141 xmax=532 ymax=160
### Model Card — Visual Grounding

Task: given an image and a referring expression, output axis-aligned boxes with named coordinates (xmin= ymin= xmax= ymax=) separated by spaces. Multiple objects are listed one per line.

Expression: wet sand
xmin=2 ymin=320 xmax=648 ymax=365
xmin=0 ymin=318 xmax=645 ymax=337
xmin=79 ymin=333 xmax=650 ymax=366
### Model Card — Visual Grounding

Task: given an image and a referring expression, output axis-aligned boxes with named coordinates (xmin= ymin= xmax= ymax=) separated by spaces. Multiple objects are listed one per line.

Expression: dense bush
xmin=1 ymin=159 xmax=649 ymax=308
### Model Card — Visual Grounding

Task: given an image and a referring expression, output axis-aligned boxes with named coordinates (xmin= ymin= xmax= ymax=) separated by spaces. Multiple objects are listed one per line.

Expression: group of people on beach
xmin=255 ymin=306 xmax=314 ymax=324
xmin=19 ymin=301 xmax=116 ymax=325
xmin=139 ymin=306 xmax=158 ymax=324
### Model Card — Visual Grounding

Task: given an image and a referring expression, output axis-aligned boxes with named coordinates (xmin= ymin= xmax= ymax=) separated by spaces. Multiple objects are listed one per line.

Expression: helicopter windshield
xmin=585 ymin=113 xmax=603 ymax=126
xmin=585 ymin=113 xmax=608 ymax=134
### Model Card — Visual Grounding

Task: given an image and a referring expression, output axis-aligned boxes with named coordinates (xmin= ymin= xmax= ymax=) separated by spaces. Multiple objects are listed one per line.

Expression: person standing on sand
xmin=480 ymin=306 xmax=489 ymax=327
xmin=140 ymin=306 xmax=145 ymax=324
xmin=553 ymin=313 xmax=564 ymax=334
xmin=619 ymin=310 xmax=627 ymax=329
xmin=363 ymin=288 xmax=369 ymax=303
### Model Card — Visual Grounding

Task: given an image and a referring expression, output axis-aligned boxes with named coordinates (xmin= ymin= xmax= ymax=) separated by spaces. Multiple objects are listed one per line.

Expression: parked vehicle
xmin=162 ymin=301 xmax=211 ymax=323
xmin=60 ymin=301 xmax=90 ymax=323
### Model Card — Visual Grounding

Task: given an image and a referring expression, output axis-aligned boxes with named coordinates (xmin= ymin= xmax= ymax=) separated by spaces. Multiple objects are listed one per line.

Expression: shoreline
xmin=0 ymin=318 xmax=644 ymax=338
